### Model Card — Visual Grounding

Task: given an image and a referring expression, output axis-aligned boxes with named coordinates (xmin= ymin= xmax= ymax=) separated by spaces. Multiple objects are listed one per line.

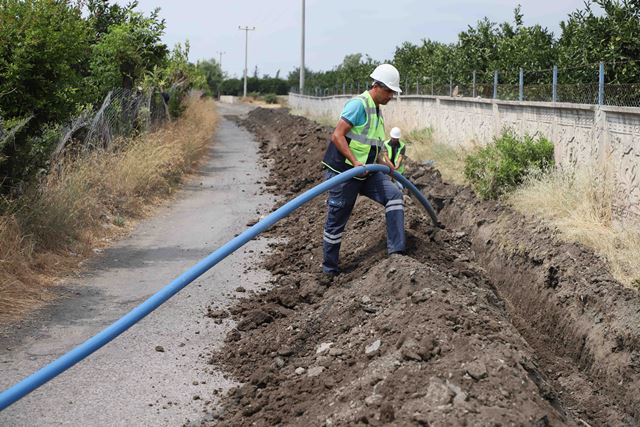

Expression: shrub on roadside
xmin=264 ymin=93 xmax=278 ymax=104
xmin=464 ymin=129 xmax=554 ymax=199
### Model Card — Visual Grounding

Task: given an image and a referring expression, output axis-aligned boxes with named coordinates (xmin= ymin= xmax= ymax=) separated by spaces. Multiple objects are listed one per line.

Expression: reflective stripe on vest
xmin=384 ymin=139 xmax=406 ymax=174
xmin=344 ymin=91 xmax=386 ymax=166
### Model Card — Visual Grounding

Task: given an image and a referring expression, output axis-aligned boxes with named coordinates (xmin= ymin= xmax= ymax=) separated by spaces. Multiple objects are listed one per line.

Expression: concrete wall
xmin=219 ymin=95 xmax=238 ymax=104
xmin=289 ymin=93 xmax=640 ymax=225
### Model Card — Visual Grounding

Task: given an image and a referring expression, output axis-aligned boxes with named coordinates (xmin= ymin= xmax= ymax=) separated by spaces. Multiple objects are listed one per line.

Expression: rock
xmin=235 ymin=286 xmax=246 ymax=293
xmin=446 ymin=380 xmax=468 ymax=406
xmin=365 ymin=339 xmax=381 ymax=356
xmin=307 ymin=366 xmax=324 ymax=377
xmin=274 ymin=357 xmax=285 ymax=368
xmin=316 ymin=355 xmax=332 ymax=367
xmin=418 ymin=336 xmax=437 ymax=361
xmin=425 ymin=377 xmax=455 ymax=406
xmin=278 ymin=348 xmax=294 ymax=357
xmin=400 ymin=338 xmax=422 ymax=361
xmin=329 ymin=348 xmax=344 ymax=357
xmin=411 ymin=290 xmax=430 ymax=304
xmin=466 ymin=360 xmax=488 ymax=381
xmin=206 ymin=308 xmax=229 ymax=319
xmin=316 ymin=342 xmax=333 ymax=354
xmin=380 ymin=403 xmax=395 ymax=423
xmin=411 ymin=412 xmax=430 ymax=426
xmin=361 ymin=295 xmax=371 ymax=304
xmin=295 ymin=367 xmax=306 ymax=375
xmin=237 ymin=310 xmax=274 ymax=331
xmin=364 ymin=394 xmax=383 ymax=406
xmin=155 ymin=345 xmax=165 ymax=352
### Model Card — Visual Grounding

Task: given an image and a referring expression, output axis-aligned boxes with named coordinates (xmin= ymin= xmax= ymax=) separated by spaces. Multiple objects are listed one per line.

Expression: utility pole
xmin=216 ymin=51 xmax=226 ymax=70
xmin=238 ymin=26 xmax=255 ymax=98
xmin=300 ymin=0 xmax=305 ymax=93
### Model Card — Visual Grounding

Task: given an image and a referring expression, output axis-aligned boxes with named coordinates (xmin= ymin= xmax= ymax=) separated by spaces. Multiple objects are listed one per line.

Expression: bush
xmin=464 ymin=129 xmax=554 ymax=199
xmin=264 ymin=93 xmax=278 ymax=104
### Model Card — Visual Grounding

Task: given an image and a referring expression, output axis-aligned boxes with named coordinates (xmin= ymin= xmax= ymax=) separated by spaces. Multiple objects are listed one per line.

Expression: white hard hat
xmin=390 ymin=127 xmax=401 ymax=139
xmin=370 ymin=64 xmax=402 ymax=93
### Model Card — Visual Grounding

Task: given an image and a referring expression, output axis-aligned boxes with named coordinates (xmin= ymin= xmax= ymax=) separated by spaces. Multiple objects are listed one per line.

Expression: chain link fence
xmin=292 ymin=61 xmax=640 ymax=108
xmin=51 ymin=87 xmax=170 ymax=159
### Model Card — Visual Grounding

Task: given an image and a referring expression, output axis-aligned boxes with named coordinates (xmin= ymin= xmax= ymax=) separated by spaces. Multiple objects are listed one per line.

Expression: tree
xmin=0 ymin=0 xmax=91 ymax=183
xmin=0 ymin=0 xmax=91 ymax=128
xmin=88 ymin=8 xmax=168 ymax=99
xmin=197 ymin=59 xmax=225 ymax=97
xmin=557 ymin=0 xmax=640 ymax=83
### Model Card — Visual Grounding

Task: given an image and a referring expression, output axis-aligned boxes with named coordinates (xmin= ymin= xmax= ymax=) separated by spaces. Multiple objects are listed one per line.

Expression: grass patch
xmin=0 ymin=96 xmax=218 ymax=323
xmin=508 ymin=167 xmax=640 ymax=288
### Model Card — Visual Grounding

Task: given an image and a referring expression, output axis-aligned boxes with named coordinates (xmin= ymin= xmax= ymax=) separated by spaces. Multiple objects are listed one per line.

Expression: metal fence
xmin=51 ymin=87 xmax=170 ymax=159
xmin=292 ymin=62 xmax=640 ymax=108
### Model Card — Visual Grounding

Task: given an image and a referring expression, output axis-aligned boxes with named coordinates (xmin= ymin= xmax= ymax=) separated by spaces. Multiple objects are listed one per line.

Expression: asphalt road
xmin=0 ymin=102 xmax=271 ymax=426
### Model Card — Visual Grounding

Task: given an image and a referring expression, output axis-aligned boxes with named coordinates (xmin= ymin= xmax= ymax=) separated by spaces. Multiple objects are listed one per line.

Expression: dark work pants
xmin=322 ymin=170 xmax=405 ymax=274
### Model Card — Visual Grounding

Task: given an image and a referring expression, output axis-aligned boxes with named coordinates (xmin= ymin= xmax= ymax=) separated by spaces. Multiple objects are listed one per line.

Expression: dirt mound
xmin=203 ymin=108 xmax=640 ymax=426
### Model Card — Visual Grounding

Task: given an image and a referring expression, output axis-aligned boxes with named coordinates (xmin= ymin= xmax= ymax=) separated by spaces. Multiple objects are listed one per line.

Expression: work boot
xmin=318 ymin=271 xmax=338 ymax=286
xmin=389 ymin=251 xmax=406 ymax=259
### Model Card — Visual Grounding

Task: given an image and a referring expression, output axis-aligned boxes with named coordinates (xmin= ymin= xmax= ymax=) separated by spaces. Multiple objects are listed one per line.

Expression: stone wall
xmin=289 ymin=93 xmax=640 ymax=225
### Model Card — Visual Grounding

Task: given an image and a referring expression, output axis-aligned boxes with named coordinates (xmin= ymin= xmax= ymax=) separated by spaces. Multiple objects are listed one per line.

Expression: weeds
xmin=0 ymin=96 xmax=218 ymax=323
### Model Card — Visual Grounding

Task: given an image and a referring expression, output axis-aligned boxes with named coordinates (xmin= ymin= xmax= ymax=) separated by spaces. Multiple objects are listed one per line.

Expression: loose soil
xmin=201 ymin=108 xmax=640 ymax=426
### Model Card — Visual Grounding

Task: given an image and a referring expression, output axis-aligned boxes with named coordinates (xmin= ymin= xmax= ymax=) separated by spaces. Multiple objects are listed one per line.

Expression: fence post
xmin=342 ymin=82 xmax=346 ymax=95
xmin=472 ymin=70 xmax=476 ymax=98
xmin=519 ymin=68 xmax=524 ymax=101
xmin=493 ymin=70 xmax=498 ymax=99
xmin=598 ymin=62 xmax=605 ymax=105
xmin=357 ymin=82 xmax=360 ymax=93
xmin=416 ymin=79 xmax=419 ymax=95
xmin=431 ymin=76 xmax=434 ymax=96
xmin=449 ymin=77 xmax=453 ymax=97
xmin=552 ymin=65 xmax=558 ymax=102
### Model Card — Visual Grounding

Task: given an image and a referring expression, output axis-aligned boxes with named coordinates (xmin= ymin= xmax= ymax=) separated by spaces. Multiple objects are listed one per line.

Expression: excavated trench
xmin=200 ymin=108 xmax=640 ymax=426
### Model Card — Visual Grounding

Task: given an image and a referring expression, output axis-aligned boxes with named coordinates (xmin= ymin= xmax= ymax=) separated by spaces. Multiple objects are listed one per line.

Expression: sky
xmin=122 ymin=0 xmax=592 ymax=79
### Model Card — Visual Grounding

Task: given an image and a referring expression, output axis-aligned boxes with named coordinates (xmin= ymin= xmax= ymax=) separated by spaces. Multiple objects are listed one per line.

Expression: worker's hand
xmin=353 ymin=160 xmax=368 ymax=176
xmin=387 ymin=162 xmax=396 ymax=175
xmin=383 ymin=159 xmax=395 ymax=175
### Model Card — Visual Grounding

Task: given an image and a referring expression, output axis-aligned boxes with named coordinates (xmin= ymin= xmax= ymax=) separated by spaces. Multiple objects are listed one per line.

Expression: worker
xmin=320 ymin=63 xmax=405 ymax=283
xmin=384 ymin=126 xmax=406 ymax=189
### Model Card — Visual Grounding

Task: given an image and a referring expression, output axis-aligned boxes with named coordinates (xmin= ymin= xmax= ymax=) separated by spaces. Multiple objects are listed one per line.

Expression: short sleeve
xmin=340 ymin=99 xmax=366 ymax=127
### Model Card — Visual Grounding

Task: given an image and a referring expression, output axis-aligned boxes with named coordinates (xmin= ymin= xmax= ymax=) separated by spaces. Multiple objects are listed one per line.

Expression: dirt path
xmin=0 ymin=103 xmax=274 ymax=426
xmin=202 ymin=108 xmax=640 ymax=426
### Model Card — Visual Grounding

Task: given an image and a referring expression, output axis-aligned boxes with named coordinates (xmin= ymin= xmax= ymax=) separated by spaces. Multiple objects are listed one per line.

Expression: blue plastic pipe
xmin=0 ymin=165 xmax=438 ymax=411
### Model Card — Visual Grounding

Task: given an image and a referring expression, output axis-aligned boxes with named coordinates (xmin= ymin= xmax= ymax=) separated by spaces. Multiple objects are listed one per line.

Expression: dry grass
xmin=0 ymin=96 xmax=218 ymax=323
xmin=405 ymin=128 xmax=469 ymax=184
xmin=509 ymin=167 xmax=640 ymax=288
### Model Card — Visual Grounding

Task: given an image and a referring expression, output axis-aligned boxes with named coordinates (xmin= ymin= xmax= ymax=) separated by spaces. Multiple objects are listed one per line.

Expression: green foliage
xmin=0 ymin=0 xmax=202 ymax=190
xmin=0 ymin=0 xmax=91 ymax=128
xmin=218 ymin=77 xmax=288 ymax=96
xmin=557 ymin=0 xmax=640 ymax=84
xmin=288 ymin=54 xmax=380 ymax=93
xmin=464 ymin=130 xmax=555 ymax=199
xmin=88 ymin=8 xmax=167 ymax=99
xmin=196 ymin=59 xmax=225 ymax=96
xmin=394 ymin=7 xmax=556 ymax=88
xmin=264 ymin=93 xmax=278 ymax=104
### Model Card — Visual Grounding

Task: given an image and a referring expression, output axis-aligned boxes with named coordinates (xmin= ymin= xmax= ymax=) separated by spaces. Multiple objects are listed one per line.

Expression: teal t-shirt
xmin=340 ymin=99 xmax=366 ymax=127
